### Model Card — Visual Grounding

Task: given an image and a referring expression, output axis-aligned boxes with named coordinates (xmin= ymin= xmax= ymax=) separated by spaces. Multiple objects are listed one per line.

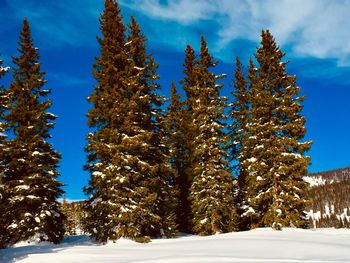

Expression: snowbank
xmin=1 ymin=228 xmax=349 ymax=263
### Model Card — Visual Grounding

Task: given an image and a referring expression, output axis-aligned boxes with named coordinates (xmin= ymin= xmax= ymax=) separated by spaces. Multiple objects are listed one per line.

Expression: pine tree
xmin=0 ymin=56 xmax=9 ymax=168
xmin=182 ymin=45 xmax=197 ymax=103
xmin=229 ymin=57 xmax=251 ymax=230
xmin=126 ymin=16 xmax=178 ymax=238
xmin=85 ymin=1 xmax=177 ymax=243
xmin=243 ymin=30 xmax=311 ymax=230
xmin=1 ymin=19 xmax=64 ymax=245
xmin=186 ymin=37 xmax=237 ymax=235
xmin=174 ymin=45 xmax=198 ymax=233
xmin=165 ymin=81 xmax=190 ymax=232
xmin=0 ymin=56 xmax=10 ymax=248
xmin=0 ymin=57 xmax=9 ymax=171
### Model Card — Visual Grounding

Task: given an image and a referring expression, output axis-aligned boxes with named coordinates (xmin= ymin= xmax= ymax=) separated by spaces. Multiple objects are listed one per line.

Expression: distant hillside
xmin=305 ymin=167 xmax=350 ymax=228
xmin=303 ymin=167 xmax=350 ymax=186
xmin=310 ymin=167 xmax=350 ymax=181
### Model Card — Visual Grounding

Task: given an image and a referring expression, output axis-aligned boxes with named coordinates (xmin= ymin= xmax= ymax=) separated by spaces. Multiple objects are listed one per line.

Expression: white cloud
xmin=122 ymin=0 xmax=350 ymax=66
xmin=121 ymin=0 xmax=217 ymax=24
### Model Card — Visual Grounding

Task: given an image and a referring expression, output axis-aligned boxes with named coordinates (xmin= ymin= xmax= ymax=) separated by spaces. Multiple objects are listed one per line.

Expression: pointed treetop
xmin=167 ymin=80 xmax=182 ymax=116
xmin=169 ymin=80 xmax=181 ymax=105
xmin=200 ymin=36 xmax=207 ymax=50
xmin=256 ymin=30 xmax=285 ymax=67
xmin=18 ymin=18 xmax=33 ymax=46
xmin=99 ymin=0 xmax=125 ymax=43
xmin=130 ymin=16 xmax=140 ymax=33
xmin=248 ymin=58 xmax=256 ymax=73
xmin=128 ymin=15 xmax=142 ymax=43
xmin=170 ymin=80 xmax=177 ymax=95
xmin=234 ymin=57 xmax=244 ymax=84
xmin=183 ymin=45 xmax=196 ymax=77
xmin=104 ymin=0 xmax=121 ymax=13
xmin=233 ymin=57 xmax=247 ymax=92
xmin=12 ymin=19 xmax=44 ymax=86
xmin=199 ymin=36 xmax=214 ymax=69
xmin=235 ymin=56 xmax=242 ymax=71
xmin=23 ymin=17 xmax=29 ymax=30
xmin=181 ymin=44 xmax=197 ymax=96
xmin=17 ymin=18 xmax=36 ymax=55
xmin=127 ymin=15 xmax=147 ymax=67
xmin=200 ymin=36 xmax=207 ymax=58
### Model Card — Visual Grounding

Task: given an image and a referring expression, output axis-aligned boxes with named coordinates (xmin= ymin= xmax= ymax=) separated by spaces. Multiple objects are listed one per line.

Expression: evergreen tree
xmin=126 ymin=16 xmax=177 ymax=238
xmin=175 ymin=45 xmax=198 ymax=233
xmin=0 ymin=57 xmax=9 ymax=170
xmin=0 ymin=56 xmax=9 ymax=168
xmin=182 ymin=45 xmax=197 ymax=104
xmin=165 ymin=81 xmax=190 ymax=232
xmin=0 ymin=56 xmax=10 ymax=248
xmin=229 ymin=57 xmax=250 ymax=230
xmin=85 ymin=1 xmax=177 ymax=243
xmin=187 ymin=37 xmax=237 ymax=235
xmin=1 ymin=19 xmax=64 ymax=245
xmin=243 ymin=30 xmax=311 ymax=229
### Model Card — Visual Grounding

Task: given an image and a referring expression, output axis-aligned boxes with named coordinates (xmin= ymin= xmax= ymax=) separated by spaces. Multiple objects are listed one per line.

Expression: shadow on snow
xmin=0 ymin=235 xmax=97 ymax=263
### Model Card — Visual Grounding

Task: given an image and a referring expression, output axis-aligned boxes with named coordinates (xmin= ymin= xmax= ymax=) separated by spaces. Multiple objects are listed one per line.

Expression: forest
xmin=0 ymin=0 xmax=328 ymax=248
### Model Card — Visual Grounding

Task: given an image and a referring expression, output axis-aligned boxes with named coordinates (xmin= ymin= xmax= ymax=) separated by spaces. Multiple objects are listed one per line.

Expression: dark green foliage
xmin=0 ymin=57 xmax=9 ymax=248
xmin=242 ymin=30 xmax=311 ymax=230
xmin=165 ymin=81 xmax=191 ymax=232
xmin=85 ymin=1 xmax=177 ymax=242
xmin=1 ymin=19 xmax=64 ymax=246
xmin=170 ymin=46 xmax=198 ymax=233
xmin=61 ymin=199 xmax=85 ymax=235
xmin=127 ymin=16 xmax=178 ymax=238
xmin=0 ymin=177 xmax=7 ymax=248
xmin=229 ymin=57 xmax=251 ymax=230
xmin=229 ymin=58 xmax=248 ymax=166
xmin=306 ymin=179 xmax=350 ymax=228
xmin=185 ymin=37 xmax=238 ymax=235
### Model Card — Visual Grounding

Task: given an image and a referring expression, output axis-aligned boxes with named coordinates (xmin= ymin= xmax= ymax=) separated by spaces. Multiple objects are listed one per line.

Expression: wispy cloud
xmin=121 ymin=0 xmax=350 ymax=66
xmin=4 ymin=0 xmax=350 ymax=65
xmin=3 ymin=0 xmax=102 ymax=48
xmin=122 ymin=0 xmax=216 ymax=24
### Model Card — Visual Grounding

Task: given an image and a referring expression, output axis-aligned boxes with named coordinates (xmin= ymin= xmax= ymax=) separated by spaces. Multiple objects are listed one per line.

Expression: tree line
xmin=0 ymin=0 xmax=311 ymax=247
xmin=306 ymin=178 xmax=350 ymax=228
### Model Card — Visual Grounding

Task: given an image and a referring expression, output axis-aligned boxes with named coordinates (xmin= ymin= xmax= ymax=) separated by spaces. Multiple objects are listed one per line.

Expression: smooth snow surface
xmin=1 ymin=228 xmax=350 ymax=263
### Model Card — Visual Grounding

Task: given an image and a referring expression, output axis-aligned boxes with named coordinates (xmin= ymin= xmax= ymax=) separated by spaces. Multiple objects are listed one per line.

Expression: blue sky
xmin=1 ymin=0 xmax=350 ymax=200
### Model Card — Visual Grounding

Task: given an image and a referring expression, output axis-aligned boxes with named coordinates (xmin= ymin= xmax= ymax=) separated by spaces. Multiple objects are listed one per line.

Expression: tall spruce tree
xmin=126 ymin=16 xmax=177 ymax=238
xmin=229 ymin=57 xmax=250 ymax=230
xmin=0 ymin=57 xmax=9 ymax=173
xmin=176 ymin=45 xmax=198 ymax=233
xmin=0 ymin=56 xmax=9 ymax=169
xmin=1 ymin=19 xmax=64 ymax=245
xmin=243 ymin=30 xmax=311 ymax=230
xmin=85 ymin=1 xmax=177 ymax=243
xmin=0 ymin=56 xmax=10 ymax=248
xmin=186 ymin=37 xmax=237 ymax=235
xmin=165 ymin=81 xmax=190 ymax=232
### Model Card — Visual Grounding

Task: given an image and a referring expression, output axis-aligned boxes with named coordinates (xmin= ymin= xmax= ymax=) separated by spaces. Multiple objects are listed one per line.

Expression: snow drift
xmin=1 ymin=228 xmax=349 ymax=263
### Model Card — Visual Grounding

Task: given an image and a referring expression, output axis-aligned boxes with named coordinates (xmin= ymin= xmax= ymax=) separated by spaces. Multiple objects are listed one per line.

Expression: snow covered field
xmin=1 ymin=228 xmax=349 ymax=263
